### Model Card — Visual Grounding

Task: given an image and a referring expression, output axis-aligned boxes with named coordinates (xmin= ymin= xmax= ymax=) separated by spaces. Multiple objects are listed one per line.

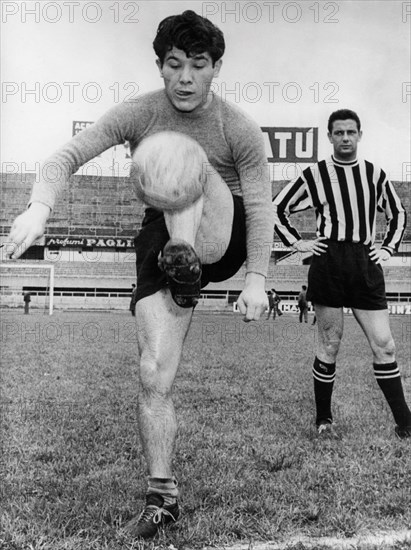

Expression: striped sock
xmin=313 ymin=357 xmax=336 ymax=426
xmin=373 ymin=362 xmax=411 ymax=429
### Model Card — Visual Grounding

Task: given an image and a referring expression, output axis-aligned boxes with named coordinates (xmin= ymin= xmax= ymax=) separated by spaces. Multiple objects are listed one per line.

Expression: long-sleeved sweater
xmin=30 ymin=89 xmax=274 ymax=276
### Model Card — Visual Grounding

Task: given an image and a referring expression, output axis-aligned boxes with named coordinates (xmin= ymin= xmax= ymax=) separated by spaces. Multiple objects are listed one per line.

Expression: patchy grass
xmin=1 ymin=310 xmax=410 ymax=549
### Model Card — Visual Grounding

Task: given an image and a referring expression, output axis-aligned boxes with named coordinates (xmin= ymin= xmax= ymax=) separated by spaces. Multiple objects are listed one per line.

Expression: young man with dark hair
xmin=7 ymin=10 xmax=273 ymax=539
xmin=273 ymin=108 xmax=410 ymax=439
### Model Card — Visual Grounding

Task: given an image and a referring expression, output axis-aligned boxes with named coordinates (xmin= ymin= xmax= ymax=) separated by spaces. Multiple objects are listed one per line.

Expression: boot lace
xmin=139 ymin=504 xmax=177 ymax=525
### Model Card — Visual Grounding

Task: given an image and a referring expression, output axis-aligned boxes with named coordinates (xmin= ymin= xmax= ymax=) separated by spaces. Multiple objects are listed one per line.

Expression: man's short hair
xmin=328 ymin=109 xmax=361 ymax=133
xmin=153 ymin=10 xmax=225 ymax=66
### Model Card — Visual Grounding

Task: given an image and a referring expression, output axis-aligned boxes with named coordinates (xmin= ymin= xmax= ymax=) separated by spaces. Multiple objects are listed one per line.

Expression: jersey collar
xmin=331 ymin=155 xmax=359 ymax=167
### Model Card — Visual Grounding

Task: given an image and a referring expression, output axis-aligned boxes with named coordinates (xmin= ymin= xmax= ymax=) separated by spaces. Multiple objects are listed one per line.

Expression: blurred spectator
xmin=23 ymin=291 xmax=31 ymax=315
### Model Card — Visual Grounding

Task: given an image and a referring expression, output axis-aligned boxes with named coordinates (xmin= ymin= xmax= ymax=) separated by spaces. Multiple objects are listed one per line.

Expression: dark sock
xmin=313 ymin=357 xmax=336 ymax=425
xmin=374 ymin=362 xmax=411 ymax=428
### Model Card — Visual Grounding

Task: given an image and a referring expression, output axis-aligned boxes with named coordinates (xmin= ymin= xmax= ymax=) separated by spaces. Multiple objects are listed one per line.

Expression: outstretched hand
xmin=237 ymin=272 xmax=268 ymax=322
xmin=5 ymin=203 xmax=50 ymax=259
xmin=293 ymin=237 xmax=328 ymax=256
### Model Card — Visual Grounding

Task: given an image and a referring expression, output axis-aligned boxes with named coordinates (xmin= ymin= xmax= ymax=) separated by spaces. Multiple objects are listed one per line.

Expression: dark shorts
xmin=307 ymin=241 xmax=387 ymax=310
xmin=134 ymin=195 xmax=247 ymax=303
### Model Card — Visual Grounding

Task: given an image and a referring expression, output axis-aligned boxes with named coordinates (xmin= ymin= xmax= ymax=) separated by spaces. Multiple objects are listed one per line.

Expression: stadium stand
xmin=1 ymin=173 xmax=410 ymax=311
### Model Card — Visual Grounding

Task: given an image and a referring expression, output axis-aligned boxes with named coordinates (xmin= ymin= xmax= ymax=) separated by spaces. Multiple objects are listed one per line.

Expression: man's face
xmin=157 ymin=48 xmax=222 ymax=113
xmin=328 ymin=119 xmax=362 ymax=161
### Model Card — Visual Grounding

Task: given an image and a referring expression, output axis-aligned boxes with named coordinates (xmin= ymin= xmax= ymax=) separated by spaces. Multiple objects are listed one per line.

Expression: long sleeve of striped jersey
xmin=377 ymin=176 xmax=407 ymax=253
xmin=272 ymin=175 xmax=313 ymax=247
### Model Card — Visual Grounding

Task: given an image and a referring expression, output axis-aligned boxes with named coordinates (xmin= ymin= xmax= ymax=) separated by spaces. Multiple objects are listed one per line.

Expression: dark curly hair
xmin=328 ymin=109 xmax=361 ymax=133
xmin=153 ymin=10 xmax=225 ymax=66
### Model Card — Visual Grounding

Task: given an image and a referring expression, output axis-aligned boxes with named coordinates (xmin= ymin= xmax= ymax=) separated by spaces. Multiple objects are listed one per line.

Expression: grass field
xmin=1 ymin=309 xmax=410 ymax=550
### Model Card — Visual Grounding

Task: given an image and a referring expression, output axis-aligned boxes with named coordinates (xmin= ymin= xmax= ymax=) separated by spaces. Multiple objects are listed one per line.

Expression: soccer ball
xmin=130 ymin=131 xmax=208 ymax=210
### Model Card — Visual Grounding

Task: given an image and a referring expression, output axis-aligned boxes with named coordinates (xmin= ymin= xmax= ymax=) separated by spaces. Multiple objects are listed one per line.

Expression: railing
xmin=2 ymin=288 xmax=410 ymax=303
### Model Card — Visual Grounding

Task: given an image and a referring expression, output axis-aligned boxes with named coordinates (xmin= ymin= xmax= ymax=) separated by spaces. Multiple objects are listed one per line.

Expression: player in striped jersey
xmin=273 ymin=109 xmax=410 ymax=439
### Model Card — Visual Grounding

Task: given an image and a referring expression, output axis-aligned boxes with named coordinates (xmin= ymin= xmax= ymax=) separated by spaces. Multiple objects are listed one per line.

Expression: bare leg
xmin=136 ymin=290 xmax=192 ymax=477
xmin=163 ymin=196 xmax=204 ymax=251
xmin=351 ymin=308 xmax=394 ymax=363
xmin=163 ymin=166 xmax=234 ymax=265
xmin=315 ymin=305 xmax=344 ymax=363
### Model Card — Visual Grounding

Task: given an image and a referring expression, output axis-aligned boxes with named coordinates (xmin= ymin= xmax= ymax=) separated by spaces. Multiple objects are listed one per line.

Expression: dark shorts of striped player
xmin=133 ymin=194 xmax=247 ymax=304
xmin=307 ymin=240 xmax=388 ymax=310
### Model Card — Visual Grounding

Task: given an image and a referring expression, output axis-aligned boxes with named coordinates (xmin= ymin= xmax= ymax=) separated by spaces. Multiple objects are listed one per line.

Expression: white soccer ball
xmin=130 ymin=131 xmax=208 ymax=210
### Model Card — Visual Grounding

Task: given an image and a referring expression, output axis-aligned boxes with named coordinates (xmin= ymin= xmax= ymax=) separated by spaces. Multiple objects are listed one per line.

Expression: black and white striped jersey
xmin=273 ymin=156 xmax=406 ymax=253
